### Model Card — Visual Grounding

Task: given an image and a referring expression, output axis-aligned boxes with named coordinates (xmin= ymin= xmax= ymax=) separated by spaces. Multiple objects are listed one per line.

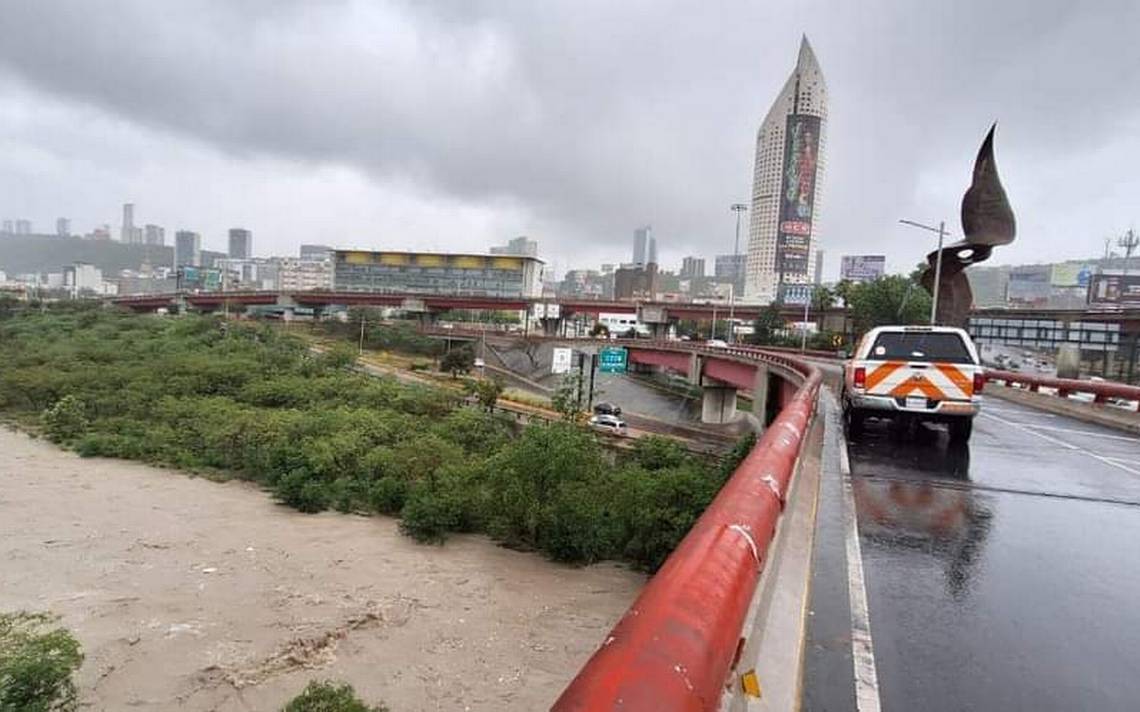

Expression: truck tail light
xmin=973 ymin=371 xmax=985 ymax=394
xmin=854 ymin=367 xmax=866 ymax=389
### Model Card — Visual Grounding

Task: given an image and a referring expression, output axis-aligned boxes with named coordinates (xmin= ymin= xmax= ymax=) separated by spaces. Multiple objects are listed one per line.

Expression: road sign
xmin=598 ymin=346 xmax=628 ymax=374
xmin=552 ymin=347 xmax=573 ymax=374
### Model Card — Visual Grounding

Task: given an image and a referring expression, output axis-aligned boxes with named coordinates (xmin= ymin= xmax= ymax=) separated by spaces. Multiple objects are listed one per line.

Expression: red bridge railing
xmin=553 ymin=349 xmax=821 ymax=711
xmin=986 ymin=369 xmax=1140 ymax=411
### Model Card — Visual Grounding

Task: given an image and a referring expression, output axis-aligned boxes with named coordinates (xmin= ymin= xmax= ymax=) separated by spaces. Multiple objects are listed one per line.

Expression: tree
xmin=551 ymin=371 xmax=585 ymax=420
xmin=833 ymin=279 xmax=855 ymax=347
xmin=848 ymin=275 xmax=932 ymax=334
xmin=750 ymin=305 xmax=785 ymax=345
xmin=589 ymin=322 xmax=609 ymax=338
xmin=440 ymin=346 xmax=475 ymax=378
xmin=470 ymin=377 xmax=504 ymax=412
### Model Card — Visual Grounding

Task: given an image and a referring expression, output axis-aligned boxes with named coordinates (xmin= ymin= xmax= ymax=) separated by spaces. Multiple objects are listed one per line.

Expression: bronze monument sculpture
xmin=920 ymin=124 xmax=1016 ymax=327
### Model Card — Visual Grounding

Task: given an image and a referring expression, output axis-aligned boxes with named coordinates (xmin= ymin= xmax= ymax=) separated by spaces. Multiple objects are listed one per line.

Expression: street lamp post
xmin=899 ymin=218 xmax=948 ymax=325
xmin=729 ymin=203 xmax=748 ymax=343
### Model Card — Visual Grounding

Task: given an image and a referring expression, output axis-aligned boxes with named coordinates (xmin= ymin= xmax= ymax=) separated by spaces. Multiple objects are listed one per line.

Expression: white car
xmin=588 ymin=414 xmax=628 ymax=436
xmin=706 ymin=339 xmax=728 ymax=349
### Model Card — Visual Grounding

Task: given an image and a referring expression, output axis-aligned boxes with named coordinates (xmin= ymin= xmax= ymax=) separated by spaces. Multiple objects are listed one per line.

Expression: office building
xmin=814 ymin=249 xmax=824 ymax=285
xmin=274 ymin=258 xmax=334 ymax=292
xmin=614 ymin=263 xmax=659 ymax=300
xmin=15 ymin=219 xmax=32 ymax=235
xmin=680 ymin=256 xmax=706 ymax=279
xmin=490 ymin=236 xmax=539 ymax=258
xmin=300 ymin=244 xmax=334 ymax=261
xmin=1 ymin=220 xmax=12 ymax=234
xmin=648 ymin=235 xmax=658 ymax=266
xmin=228 ymin=228 xmax=252 ymax=259
xmin=144 ymin=224 xmax=165 ymax=246
xmin=121 ymin=203 xmax=140 ymax=244
xmin=715 ymin=253 xmax=746 ymax=294
xmin=333 ymin=250 xmax=544 ymax=298
xmin=745 ymin=36 xmax=827 ymax=304
xmin=62 ymin=263 xmax=103 ymax=297
xmin=632 ymin=226 xmax=652 ymax=266
xmin=174 ymin=230 xmax=201 ymax=267
xmin=56 ymin=218 xmax=70 ymax=237
xmin=200 ymin=250 xmax=226 ymax=269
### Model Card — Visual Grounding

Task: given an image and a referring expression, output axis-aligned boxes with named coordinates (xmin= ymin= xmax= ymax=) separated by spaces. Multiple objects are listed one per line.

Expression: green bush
xmin=273 ymin=470 xmax=330 ymax=513
xmin=41 ymin=396 xmax=88 ymax=443
xmin=0 ymin=611 xmax=84 ymax=712
xmin=282 ymin=680 xmax=387 ymax=712
xmin=367 ymin=477 xmax=409 ymax=515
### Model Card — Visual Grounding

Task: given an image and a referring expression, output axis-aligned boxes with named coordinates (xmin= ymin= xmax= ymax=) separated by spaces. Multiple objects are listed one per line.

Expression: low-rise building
xmin=275 ymin=258 xmax=333 ymax=292
xmin=332 ymin=250 xmax=544 ymax=298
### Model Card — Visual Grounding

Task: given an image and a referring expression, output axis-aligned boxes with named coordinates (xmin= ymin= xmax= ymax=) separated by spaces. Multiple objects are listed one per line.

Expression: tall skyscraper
xmin=144 ymin=224 xmax=165 ymax=246
xmin=121 ymin=203 xmax=139 ymax=243
xmin=745 ymin=36 xmax=827 ymax=304
xmin=228 ymin=228 xmax=252 ymax=259
xmin=632 ymin=226 xmax=652 ymax=266
xmin=647 ymin=236 xmax=658 ymax=266
xmin=715 ymin=253 xmax=746 ymax=295
xmin=14 ymin=219 xmax=31 ymax=235
xmin=56 ymin=218 xmax=70 ymax=237
xmin=174 ymin=230 xmax=201 ymax=267
xmin=1 ymin=220 xmax=12 ymax=234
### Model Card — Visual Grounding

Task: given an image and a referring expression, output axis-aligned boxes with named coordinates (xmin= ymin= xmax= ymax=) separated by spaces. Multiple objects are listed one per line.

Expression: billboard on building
xmin=1088 ymin=273 xmax=1140 ymax=305
xmin=1050 ymin=263 xmax=1093 ymax=288
xmin=840 ymin=255 xmax=886 ymax=283
xmin=1006 ymin=265 xmax=1051 ymax=305
xmin=775 ymin=114 xmax=821 ymax=281
xmin=179 ymin=266 xmax=222 ymax=291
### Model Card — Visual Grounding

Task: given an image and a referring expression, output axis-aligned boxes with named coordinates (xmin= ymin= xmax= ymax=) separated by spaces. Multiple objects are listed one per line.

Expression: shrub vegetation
xmin=282 ymin=680 xmax=387 ymax=712
xmin=0 ymin=611 xmax=84 ymax=712
xmin=0 ymin=305 xmax=754 ymax=572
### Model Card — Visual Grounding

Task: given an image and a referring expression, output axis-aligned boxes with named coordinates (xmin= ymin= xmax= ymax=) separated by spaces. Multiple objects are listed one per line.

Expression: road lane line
xmin=980 ymin=411 xmax=1140 ymax=477
xmin=1015 ymin=423 xmax=1140 ymax=443
xmin=839 ymin=434 xmax=882 ymax=712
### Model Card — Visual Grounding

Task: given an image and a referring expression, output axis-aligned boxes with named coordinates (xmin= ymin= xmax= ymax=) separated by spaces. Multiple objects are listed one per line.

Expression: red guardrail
xmin=986 ymin=369 xmax=1140 ymax=411
xmin=552 ymin=350 xmax=821 ymax=711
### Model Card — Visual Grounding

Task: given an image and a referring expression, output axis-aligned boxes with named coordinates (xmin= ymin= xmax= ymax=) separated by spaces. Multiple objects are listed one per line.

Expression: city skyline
xmin=2 ymin=3 xmax=1140 ymax=278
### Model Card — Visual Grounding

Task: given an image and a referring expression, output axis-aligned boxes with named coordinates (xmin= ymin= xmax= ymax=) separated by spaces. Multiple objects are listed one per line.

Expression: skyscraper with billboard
xmin=744 ymin=36 xmax=827 ymax=304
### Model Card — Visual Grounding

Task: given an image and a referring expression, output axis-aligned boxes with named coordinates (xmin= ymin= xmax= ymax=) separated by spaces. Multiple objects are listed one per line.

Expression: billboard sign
xmin=775 ymin=114 xmax=821 ymax=280
xmin=1050 ymin=263 xmax=1093 ymax=288
xmin=639 ymin=305 xmax=668 ymax=324
xmin=781 ymin=284 xmax=812 ymax=305
xmin=598 ymin=347 xmax=628 ymax=374
xmin=1006 ymin=265 xmax=1051 ymax=305
xmin=840 ymin=255 xmax=886 ymax=283
xmin=551 ymin=347 xmax=573 ymax=374
xmin=1088 ymin=273 xmax=1140 ymax=305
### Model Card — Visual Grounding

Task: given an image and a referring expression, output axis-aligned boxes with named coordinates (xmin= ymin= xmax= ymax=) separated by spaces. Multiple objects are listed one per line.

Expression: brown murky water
xmin=0 ymin=428 xmax=643 ymax=711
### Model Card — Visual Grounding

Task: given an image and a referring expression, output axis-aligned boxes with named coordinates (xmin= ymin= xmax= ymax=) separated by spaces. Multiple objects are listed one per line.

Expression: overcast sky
xmin=2 ymin=1 xmax=1138 ymax=279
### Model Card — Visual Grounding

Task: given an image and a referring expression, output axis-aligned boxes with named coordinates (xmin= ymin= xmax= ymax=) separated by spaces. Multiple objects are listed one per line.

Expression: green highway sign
xmin=598 ymin=347 xmax=628 ymax=374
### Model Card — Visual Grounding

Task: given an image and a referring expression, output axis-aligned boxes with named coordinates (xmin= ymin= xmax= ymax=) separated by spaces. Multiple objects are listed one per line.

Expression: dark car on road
xmin=593 ymin=402 xmax=622 ymax=416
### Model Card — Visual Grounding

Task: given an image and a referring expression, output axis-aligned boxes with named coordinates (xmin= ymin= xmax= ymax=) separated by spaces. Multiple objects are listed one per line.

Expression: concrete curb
xmin=986 ymin=386 xmax=1140 ymax=435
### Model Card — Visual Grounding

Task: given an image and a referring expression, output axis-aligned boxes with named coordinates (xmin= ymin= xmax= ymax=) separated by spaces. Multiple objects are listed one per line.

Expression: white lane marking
xmin=1014 ymin=423 xmax=1140 ymax=444
xmin=839 ymin=434 xmax=881 ymax=712
xmin=980 ymin=411 xmax=1140 ymax=477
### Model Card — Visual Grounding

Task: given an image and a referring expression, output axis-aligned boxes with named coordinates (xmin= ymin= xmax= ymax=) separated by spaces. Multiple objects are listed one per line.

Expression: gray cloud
xmin=1 ymin=0 xmax=1139 ymax=275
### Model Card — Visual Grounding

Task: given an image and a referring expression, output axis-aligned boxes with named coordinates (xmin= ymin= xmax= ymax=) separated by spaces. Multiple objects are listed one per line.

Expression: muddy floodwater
xmin=0 ymin=428 xmax=644 ymax=711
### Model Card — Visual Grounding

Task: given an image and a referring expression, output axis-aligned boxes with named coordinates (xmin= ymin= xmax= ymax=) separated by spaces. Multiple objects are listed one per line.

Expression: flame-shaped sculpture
xmin=920 ymin=124 xmax=1016 ymax=326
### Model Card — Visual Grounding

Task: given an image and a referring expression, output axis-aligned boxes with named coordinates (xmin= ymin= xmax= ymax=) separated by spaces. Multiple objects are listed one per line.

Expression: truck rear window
xmin=868 ymin=332 xmax=975 ymax=364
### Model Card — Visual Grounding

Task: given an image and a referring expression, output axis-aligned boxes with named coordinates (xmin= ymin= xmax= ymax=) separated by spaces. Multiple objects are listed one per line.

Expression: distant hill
xmin=0 ymin=234 xmax=173 ymax=275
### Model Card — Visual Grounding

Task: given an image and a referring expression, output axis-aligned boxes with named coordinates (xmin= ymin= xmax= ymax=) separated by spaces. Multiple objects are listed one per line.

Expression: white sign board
xmin=545 ymin=303 xmax=561 ymax=319
xmin=551 ymin=347 xmax=573 ymax=374
xmin=532 ymin=303 xmax=547 ymax=319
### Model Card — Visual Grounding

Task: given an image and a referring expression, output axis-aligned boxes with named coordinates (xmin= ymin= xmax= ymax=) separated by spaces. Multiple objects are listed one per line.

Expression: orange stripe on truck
xmin=935 ymin=363 xmax=973 ymax=397
xmin=865 ymin=361 xmax=904 ymax=390
xmin=889 ymin=378 xmax=944 ymax=399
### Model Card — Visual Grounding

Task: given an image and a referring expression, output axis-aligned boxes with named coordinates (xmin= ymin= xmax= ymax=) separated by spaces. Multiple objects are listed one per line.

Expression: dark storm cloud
xmin=1 ymin=0 xmax=1139 ymax=270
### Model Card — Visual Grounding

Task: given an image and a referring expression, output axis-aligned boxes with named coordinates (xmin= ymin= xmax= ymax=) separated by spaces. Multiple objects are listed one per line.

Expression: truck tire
xmin=948 ymin=418 xmax=973 ymax=443
xmin=844 ymin=408 xmax=864 ymax=438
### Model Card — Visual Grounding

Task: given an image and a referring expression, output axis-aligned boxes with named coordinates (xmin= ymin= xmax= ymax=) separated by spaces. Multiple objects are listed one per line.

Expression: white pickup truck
xmin=842 ymin=325 xmax=984 ymax=442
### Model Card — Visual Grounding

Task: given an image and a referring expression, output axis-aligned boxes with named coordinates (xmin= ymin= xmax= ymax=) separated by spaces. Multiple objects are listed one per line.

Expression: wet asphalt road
xmin=847 ymin=398 xmax=1140 ymax=711
xmin=590 ymin=373 xmax=700 ymax=423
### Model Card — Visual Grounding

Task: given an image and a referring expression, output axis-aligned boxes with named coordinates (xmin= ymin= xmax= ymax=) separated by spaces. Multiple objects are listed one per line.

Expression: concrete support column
xmin=701 ymin=381 xmax=738 ymax=424
xmin=752 ymin=366 xmax=771 ymax=430
xmin=649 ymin=322 xmax=670 ymax=340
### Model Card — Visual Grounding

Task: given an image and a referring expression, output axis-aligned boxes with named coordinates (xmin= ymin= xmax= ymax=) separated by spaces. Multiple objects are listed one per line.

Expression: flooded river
xmin=0 ymin=428 xmax=643 ymax=711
